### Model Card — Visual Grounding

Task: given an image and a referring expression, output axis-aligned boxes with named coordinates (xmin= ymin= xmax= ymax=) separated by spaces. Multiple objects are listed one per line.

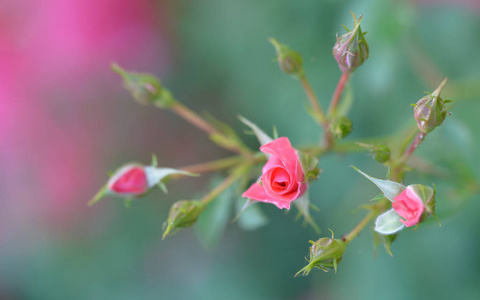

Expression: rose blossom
xmin=107 ymin=164 xmax=149 ymax=196
xmin=392 ymin=186 xmax=425 ymax=227
xmin=242 ymin=137 xmax=306 ymax=209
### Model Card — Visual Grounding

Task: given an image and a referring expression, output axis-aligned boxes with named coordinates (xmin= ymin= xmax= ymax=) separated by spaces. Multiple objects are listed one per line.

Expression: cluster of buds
xmin=413 ymin=78 xmax=450 ymax=134
xmin=296 ymin=231 xmax=346 ymax=276
xmin=332 ymin=13 xmax=369 ymax=74
xmin=112 ymin=63 xmax=176 ymax=108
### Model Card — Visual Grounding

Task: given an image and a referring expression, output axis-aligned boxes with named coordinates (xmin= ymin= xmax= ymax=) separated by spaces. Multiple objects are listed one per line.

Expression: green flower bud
xmin=357 ymin=143 xmax=391 ymax=163
xmin=295 ymin=232 xmax=347 ymax=276
xmin=413 ymin=78 xmax=449 ymax=134
xmin=329 ymin=116 xmax=353 ymax=139
xmin=112 ymin=63 xmax=176 ymax=108
xmin=332 ymin=13 xmax=369 ymax=74
xmin=269 ymin=38 xmax=303 ymax=75
xmin=162 ymin=200 xmax=206 ymax=239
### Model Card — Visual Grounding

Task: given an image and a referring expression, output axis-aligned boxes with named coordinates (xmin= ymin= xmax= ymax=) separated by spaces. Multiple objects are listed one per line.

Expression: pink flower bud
xmin=392 ymin=186 xmax=425 ymax=227
xmin=242 ymin=137 xmax=306 ymax=209
xmin=107 ymin=164 xmax=149 ymax=196
xmin=332 ymin=14 xmax=369 ymax=74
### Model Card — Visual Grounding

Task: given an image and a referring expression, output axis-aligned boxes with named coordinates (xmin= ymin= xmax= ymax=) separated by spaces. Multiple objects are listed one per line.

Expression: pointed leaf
xmin=352 ymin=166 xmax=405 ymax=201
xmin=238 ymin=115 xmax=273 ymax=147
xmin=234 ymin=198 xmax=268 ymax=231
xmin=374 ymin=209 xmax=405 ymax=235
xmin=144 ymin=166 xmax=198 ymax=188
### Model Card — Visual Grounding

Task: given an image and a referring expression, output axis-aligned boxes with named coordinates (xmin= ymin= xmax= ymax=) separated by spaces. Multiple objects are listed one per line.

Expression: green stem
xmin=200 ymin=164 xmax=250 ymax=205
xmin=299 ymin=73 xmax=328 ymax=126
xmin=170 ymin=102 xmax=254 ymax=159
xmin=170 ymin=102 xmax=221 ymax=136
xmin=343 ymin=209 xmax=377 ymax=244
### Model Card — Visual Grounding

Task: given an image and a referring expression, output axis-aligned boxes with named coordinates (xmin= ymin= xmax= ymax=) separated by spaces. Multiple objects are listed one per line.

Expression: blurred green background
xmin=2 ymin=0 xmax=480 ymax=299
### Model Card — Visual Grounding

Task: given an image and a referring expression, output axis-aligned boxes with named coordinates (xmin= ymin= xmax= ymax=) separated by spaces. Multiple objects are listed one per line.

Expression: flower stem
xmin=169 ymin=102 xmax=254 ymax=158
xmin=343 ymin=208 xmax=377 ymax=244
xmin=328 ymin=72 xmax=350 ymax=115
xmin=170 ymin=102 xmax=221 ymax=136
xmin=299 ymin=73 xmax=328 ymax=126
xmin=200 ymin=164 xmax=250 ymax=205
xmin=180 ymin=156 xmax=246 ymax=174
xmin=401 ymin=131 xmax=426 ymax=163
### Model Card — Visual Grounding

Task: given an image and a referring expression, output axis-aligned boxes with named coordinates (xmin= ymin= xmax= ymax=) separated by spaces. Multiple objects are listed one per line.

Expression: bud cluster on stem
xmin=90 ymin=11 xmax=459 ymax=278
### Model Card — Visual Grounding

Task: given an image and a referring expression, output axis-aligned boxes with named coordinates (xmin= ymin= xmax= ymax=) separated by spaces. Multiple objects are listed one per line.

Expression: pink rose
xmin=392 ymin=186 xmax=425 ymax=227
xmin=242 ymin=137 xmax=306 ymax=209
xmin=107 ymin=164 xmax=149 ymax=196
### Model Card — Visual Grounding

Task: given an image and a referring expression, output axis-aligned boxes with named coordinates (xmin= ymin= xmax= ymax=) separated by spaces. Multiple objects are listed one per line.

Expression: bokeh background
xmin=1 ymin=0 xmax=480 ymax=299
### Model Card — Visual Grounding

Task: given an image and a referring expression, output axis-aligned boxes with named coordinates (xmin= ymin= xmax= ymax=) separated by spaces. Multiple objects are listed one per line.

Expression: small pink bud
xmin=107 ymin=164 xmax=149 ymax=196
xmin=332 ymin=13 xmax=369 ymax=74
xmin=392 ymin=186 xmax=425 ymax=227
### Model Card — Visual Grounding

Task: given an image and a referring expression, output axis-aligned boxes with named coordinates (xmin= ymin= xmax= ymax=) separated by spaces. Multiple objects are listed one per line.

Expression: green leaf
xmin=374 ymin=209 xmax=405 ymax=235
xmin=195 ymin=178 xmax=234 ymax=249
xmin=238 ymin=115 xmax=273 ymax=148
xmin=352 ymin=166 xmax=405 ymax=201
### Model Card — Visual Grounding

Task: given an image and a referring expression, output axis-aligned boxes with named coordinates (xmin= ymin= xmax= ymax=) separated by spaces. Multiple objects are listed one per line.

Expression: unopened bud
xmin=407 ymin=184 xmax=436 ymax=223
xmin=163 ymin=200 xmax=206 ymax=239
xmin=329 ymin=116 xmax=352 ymax=139
xmin=269 ymin=38 xmax=303 ymax=75
xmin=107 ymin=164 xmax=149 ymax=196
xmin=295 ymin=232 xmax=346 ymax=276
xmin=413 ymin=78 xmax=449 ymax=134
xmin=332 ymin=13 xmax=369 ymax=74
xmin=88 ymin=157 xmax=197 ymax=206
xmin=357 ymin=143 xmax=391 ymax=163
xmin=112 ymin=63 xmax=176 ymax=108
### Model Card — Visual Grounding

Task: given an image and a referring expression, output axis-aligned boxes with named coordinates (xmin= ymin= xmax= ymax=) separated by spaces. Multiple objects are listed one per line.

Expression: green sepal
xmin=293 ymin=191 xmax=321 ymax=234
xmin=238 ymin=115 xmax=273 ymax=148
xmin=352 ymin=166 xmax=405 ymax=201
xmin=88 ymin=184 xmax=108 ymax=206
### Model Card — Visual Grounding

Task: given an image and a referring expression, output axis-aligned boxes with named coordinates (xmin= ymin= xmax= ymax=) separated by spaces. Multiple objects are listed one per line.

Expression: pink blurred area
xmin=0 ymin=0 xmax=171 ymax=235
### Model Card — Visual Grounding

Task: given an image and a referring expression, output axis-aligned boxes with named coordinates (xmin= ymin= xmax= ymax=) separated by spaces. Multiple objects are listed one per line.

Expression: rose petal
xmin=260 ymin=137 xmax=300 ymax=179
xmin=242 ymin=183 xmax=292 ymax=209
xmin=107 ymin=165 xmax=148 ymax=195
xmin=392 ymin=186 xmax=425 ymax=227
